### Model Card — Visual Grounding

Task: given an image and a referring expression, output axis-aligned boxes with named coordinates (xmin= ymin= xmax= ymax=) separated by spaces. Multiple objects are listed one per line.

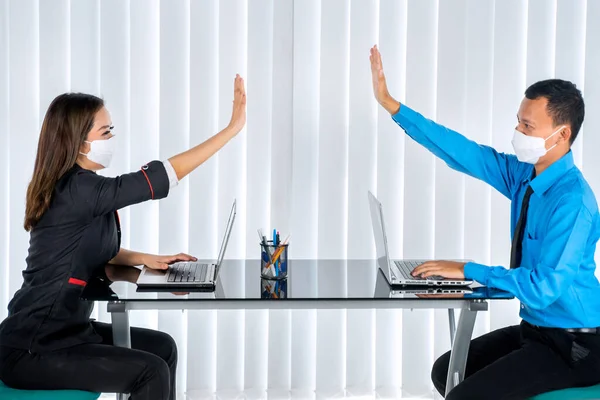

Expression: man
xmin=369 ymin=44 xmax=600 ymax=399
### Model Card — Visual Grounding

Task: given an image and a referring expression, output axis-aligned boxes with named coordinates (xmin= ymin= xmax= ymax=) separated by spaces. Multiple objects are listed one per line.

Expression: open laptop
xmin=374 ymin=269 xmax=472 ymax=297
xmin=367 ymin=191 xmax=472 ymax=287
xmin=136 ymin=200 xmax=237 ymax=291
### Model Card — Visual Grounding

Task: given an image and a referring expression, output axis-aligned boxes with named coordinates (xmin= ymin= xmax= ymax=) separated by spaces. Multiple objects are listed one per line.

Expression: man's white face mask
xmin=511 ymin=125 xmax=565 ymax=164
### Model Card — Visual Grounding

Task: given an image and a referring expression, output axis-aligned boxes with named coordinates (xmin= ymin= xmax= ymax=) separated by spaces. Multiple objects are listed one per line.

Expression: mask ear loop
xmin=545 ymin=125 xmax=566 ymax=153
xmin=79 ymin=140 xmax=91 ymax=157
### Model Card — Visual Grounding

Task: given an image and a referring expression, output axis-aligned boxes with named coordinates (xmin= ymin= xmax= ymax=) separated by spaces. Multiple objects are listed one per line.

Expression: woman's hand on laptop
xmin=141 ymin=253 xmax=198 ymax=270
xmin=411 ymin=260 xmax=466 ymax=280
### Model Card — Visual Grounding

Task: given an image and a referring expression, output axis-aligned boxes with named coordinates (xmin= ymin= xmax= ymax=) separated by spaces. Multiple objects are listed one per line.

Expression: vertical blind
xmin=1 ymin=0 xmax=600 ymax=399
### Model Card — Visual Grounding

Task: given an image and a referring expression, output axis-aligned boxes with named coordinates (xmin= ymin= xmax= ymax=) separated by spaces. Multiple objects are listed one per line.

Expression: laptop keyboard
xmin=394 ymin=260 xmax=443 ymax=280
xmin=167 ymin=263 xmax=209 ymax=283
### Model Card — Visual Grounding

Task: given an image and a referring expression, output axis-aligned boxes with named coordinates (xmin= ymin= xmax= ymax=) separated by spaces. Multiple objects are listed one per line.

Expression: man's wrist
xmin=381 ymin=95 xmax=400 ymax=115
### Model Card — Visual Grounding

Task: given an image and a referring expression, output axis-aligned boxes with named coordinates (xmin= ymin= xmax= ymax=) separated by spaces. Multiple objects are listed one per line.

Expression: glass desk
xmin=83 ymin=259 xmax=514 ymax=398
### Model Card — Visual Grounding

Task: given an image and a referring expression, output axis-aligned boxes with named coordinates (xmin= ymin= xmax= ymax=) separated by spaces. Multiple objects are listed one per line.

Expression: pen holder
xmin=261 ymin=277 xmax=287 ymax=299
xmin=260 ymin=241 xmax=288 ymax=279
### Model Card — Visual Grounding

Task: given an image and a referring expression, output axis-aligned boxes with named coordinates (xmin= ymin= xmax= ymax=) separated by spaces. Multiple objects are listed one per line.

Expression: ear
xmin=560 ymin=126 xmax=572 ymax=145
xmin=79 ymin=140 xmax=90 ymax=154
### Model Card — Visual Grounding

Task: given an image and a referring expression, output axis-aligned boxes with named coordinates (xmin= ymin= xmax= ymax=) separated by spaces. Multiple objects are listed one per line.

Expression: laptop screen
xmin=367 ymin=191 xmax=393 ymax=282
xmin=215 ymin=200 xmax=237 ymax=272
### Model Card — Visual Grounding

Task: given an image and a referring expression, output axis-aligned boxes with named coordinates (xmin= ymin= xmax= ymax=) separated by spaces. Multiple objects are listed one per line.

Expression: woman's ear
xmin=79 ymin=140 xmax=89 ymax=154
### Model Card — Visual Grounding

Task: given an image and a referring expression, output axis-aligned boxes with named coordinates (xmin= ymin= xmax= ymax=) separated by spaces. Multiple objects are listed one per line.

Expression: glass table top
xmin=82 ymin=260 xmax=514 ymax=303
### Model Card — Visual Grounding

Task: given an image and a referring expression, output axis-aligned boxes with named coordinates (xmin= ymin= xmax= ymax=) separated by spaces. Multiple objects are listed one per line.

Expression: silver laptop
xmin=136 ymin=200 xmax=237 ymax=291
xmin=367 ymin=191 xmax=472 ymax=287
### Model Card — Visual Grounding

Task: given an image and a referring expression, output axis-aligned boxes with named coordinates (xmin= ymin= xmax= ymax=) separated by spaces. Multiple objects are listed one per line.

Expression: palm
xmin=369 ymin=45 xmax=389 ymax=104
xmin=229 ymin=74 xmax=246 ymax=133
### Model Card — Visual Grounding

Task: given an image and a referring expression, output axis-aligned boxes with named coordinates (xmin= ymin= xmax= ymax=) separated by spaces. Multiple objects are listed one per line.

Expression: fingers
xmin=369 ymin=46 xmax=379 ymax=70
xmin=234 ymin=74 xmax=245 ymax=96
xmin=232 ymin=75 xmax=246 ymax=110
xmin=156 ymin=262 xmax=169 ymax=270
xmin=370 ymin=45 xmax=382 ymax=67
xmin=177 ymin=253 xmax=198 ymax=262
xmin=421 ymin=269 xmax=443 ymax=278
xmin=411 ymin=261 xmax=439 ymax=277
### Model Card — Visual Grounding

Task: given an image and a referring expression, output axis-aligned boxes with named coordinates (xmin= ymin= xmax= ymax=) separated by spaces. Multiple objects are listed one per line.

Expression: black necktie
xmin=509 ymin=185 xmax=534 ymax=269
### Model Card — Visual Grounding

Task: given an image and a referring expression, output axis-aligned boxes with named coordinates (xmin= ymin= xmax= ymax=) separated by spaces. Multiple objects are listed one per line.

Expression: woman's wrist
xmin=136 ymin=252 xmax=153 ymax=267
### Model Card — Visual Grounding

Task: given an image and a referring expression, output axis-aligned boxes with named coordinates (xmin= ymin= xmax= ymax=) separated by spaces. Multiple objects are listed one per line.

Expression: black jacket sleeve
xmin=71 ymin=160 xmax=170 ymax=217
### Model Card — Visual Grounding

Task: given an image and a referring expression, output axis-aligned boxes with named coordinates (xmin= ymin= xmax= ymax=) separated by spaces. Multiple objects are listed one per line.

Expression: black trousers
xmin=432 ymin=320 xmax=600 ymax=399
xmin=0 ymin=322 xmax=177 ymax=400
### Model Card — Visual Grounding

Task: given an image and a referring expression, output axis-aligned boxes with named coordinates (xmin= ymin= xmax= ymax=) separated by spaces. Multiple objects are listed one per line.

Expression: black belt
xmin=565 ymin=327 xmax=600 ymax=334
xmin=526 ymin=321 xmax=600 ymax=335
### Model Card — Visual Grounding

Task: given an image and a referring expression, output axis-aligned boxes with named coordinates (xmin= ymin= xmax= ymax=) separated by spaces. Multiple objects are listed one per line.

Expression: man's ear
xmin=560 ymin=126 xmax=572 ymax=145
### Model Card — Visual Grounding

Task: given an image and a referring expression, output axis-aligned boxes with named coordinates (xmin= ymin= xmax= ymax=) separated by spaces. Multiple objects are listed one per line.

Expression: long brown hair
xmin=24 ymin=93 xmax=104 ymax=231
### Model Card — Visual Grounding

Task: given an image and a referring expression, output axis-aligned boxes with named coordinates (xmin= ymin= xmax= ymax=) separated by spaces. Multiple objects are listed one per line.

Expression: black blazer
xmin=0 ymin=160 xmax=169 ymax=353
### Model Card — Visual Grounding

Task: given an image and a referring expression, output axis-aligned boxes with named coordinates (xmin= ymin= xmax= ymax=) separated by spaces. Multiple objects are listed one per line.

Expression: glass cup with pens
xmin=258 ymin=229 xmax=290 ymax=299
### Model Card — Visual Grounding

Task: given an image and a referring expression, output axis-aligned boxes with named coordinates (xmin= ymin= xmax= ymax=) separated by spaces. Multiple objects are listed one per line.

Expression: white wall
xmin=1 ymin=0 xmax=600 ymax=399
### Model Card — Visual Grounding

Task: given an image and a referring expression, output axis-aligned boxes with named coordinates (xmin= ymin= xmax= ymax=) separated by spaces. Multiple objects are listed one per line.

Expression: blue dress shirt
xmin=392 ymin=104 xmax=600 ymax=328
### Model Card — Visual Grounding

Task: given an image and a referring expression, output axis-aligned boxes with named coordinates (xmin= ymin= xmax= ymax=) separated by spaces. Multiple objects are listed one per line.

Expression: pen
xmin=273 ymin=229 xmax=278 ymax=275
xmin=258 ymin=229 xmax=268 ymax=263
xmin=261 ymin=234 xmax=272 ymax=261
xmin=264 ymin=234 xmax=291 ymax=271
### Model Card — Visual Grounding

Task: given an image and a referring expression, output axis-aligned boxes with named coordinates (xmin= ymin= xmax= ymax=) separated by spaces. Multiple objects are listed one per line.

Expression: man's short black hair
xmin=525 ymin=79 xmax=585 ymax=145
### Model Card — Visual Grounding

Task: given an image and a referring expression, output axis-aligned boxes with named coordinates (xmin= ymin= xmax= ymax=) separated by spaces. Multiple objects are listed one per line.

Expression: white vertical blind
xmin=402 ymin=1 xmax=438 ymax=396
xmin=290 ymin=2 xmax=320 ymax=397
xmin=583 ymin=0 xmax=600 ymax=277
xmin=266 ymin=1 xmax=294 ymax=395
xmin=1 ymin=1 xmax=599 ymax=399
xmin=216 ymin=0 xmax=248 ymax=394
xmin=489 ymin=0 xmax=527 ymax=331
xmin=158 ymin=1 xmax=191 ymax=395
xmin=346 ymin=0 xmax=378 ymax=396
xmin=463 ymin=0 xmax=495 ymax=340
xmin=316 ymin=0 xmax=350 ymax=397
xmin=0 ymin=0 xmax=8 ymax=323
xmin=556 ymin=0 xmax=586 ymax=168
xmin=70 ymin=0 xmax=102 ymax=322
xmin=245 ymin=2 xmax=273 ymax=395
xmin=433 ymin=0 xmax=467 ymax=363
xmin=375 ymin=2 xmax=406 ymax=394
xmin=128 ymin=0 xmax=160 ymax=330
xmin=7 ymin=0 xmax=38 ymax=323
xmin=187 ymin=0 xmax=219 ymax=395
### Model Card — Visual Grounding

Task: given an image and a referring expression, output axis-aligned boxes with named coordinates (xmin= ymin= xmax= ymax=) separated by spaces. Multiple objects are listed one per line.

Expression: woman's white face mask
xmin=511 ymin=125 xmax=565 ymax=164
xmin=80 ymin=136 xmax=116 ymax=168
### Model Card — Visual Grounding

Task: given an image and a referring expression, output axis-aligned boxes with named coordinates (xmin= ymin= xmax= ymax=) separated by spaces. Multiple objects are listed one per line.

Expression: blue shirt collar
xmin=526 ymin=151 xmax=575 ymax=195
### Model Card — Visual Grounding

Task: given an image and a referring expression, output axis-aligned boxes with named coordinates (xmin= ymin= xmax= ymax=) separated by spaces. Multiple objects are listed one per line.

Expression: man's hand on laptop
xmin=141 ymin=253 xmax=198 ymax=270
xmin=411 ymin=260 xmax=466 ymax=280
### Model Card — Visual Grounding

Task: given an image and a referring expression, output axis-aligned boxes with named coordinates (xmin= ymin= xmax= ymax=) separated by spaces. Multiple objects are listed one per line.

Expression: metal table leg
xmin=448 ymin=308 xmax=456 ymax=347
xmin=445 ymin=301 xmax=485 ymax=396
xmin=108 ymin=301 xmax=131 ymax=400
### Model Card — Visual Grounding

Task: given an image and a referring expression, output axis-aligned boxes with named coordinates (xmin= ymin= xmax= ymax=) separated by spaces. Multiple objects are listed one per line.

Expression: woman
xmin=0 ymin=75 xmax=246 ymax=399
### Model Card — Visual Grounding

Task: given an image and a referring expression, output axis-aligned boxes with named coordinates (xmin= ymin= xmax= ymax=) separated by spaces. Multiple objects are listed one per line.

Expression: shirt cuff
xmin=391 ymin=103 xmax=420 ymax=129
xmin=162 ymin=160 xmax=179 ymax=189
xmin=464 ymin=262 xmax=491 ymax=285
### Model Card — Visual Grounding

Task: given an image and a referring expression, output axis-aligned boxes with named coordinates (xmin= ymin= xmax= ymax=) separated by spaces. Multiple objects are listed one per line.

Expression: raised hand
xmin=228 ymin=74 xmax=247 ymax=134
xmin=369 ymin=45 xmax=400 ymax=114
